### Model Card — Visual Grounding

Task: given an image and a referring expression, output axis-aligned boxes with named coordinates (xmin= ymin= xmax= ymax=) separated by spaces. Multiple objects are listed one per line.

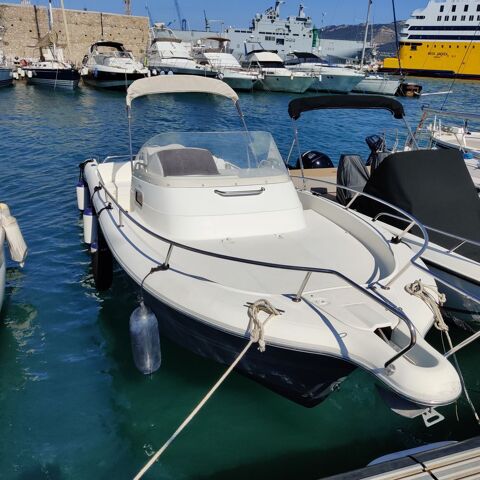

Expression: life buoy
xmin=19 ymin=59 xmax=28 ymax=67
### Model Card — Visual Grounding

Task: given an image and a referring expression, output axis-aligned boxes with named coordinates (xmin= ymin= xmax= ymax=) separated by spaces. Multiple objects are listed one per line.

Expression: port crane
xmin=174 ymin=0 xmax=189 ymax=31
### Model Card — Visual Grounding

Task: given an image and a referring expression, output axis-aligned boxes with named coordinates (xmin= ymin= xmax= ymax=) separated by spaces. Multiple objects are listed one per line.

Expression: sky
xmin=39 ymin=0 xmax=424 ymax=29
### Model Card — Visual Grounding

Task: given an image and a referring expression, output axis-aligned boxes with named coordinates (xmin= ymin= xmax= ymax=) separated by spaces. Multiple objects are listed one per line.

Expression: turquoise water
xmin=0 ymin=79 xmax=480 ymax=480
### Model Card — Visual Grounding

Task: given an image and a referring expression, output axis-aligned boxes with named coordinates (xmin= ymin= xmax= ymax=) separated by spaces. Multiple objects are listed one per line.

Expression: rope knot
xmin=247 ymin=299 xmax=280 ymax=352
xmin=405 ymin=280 xmax=448 ymax=332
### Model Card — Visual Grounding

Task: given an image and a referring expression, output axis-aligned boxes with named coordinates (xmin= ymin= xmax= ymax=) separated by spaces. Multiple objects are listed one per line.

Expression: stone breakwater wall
xmin=0 ymin=3 xmax=150 ymax=65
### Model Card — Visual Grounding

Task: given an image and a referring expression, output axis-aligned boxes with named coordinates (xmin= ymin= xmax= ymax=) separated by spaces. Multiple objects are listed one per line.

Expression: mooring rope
xmin=133 ymin=299 xmax=280 ymax=480
xmin=405 ymin=280 xmax=480 ymax=425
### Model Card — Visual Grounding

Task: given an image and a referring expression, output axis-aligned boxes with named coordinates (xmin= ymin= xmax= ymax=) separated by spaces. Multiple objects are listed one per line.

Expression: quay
xmin=322 ymin=436 xmax=480 ymax=479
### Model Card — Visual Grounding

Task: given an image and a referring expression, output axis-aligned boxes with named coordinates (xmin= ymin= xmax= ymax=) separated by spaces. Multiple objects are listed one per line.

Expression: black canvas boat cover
xmin=336 ymin=155 xmax=370 ymax=206
xmin=288 ymin=95 xmax=405 ymax=120
xmin=356 ymin=149 xmax=480 ymax=262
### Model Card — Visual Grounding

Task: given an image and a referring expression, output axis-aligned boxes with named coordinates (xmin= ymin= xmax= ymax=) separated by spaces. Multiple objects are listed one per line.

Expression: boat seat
xmin=156 ymin=147 xmax=219 ymax=177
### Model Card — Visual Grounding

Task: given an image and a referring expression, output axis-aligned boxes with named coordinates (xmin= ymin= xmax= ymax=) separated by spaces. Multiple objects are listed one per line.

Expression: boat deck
xmin=321 ymin=436 xmax=480 ymax=480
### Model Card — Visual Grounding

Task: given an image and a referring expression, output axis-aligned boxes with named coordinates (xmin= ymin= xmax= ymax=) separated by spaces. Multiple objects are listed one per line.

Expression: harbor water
xmin=1 ymin=79 xmax=480 ymax=479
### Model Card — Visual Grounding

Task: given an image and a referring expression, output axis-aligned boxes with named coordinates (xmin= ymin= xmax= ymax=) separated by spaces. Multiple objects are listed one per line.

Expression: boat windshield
xmin=137 ymin=131 xmax=287 ymax=179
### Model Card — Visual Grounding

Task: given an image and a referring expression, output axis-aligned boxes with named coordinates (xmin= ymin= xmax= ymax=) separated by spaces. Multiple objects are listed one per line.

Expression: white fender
xmin=83 ymin=207 xmax=97 ymax=245
xmin=0 ymin=204 xmax=28 ymax=267
xmin=76 ymin=181 xmax=89 ymax=211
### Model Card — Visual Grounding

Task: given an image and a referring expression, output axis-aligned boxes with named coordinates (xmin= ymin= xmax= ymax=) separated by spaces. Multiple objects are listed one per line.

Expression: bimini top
xmin=126 ymin=75 xmax=239 ymax=107
xmin=288 ymin=95 xmax=405 ymax=120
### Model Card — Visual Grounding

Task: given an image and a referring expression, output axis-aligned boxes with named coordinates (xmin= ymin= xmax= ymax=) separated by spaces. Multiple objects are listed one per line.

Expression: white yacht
xmin=285 ymin=52 xmax=365 ymax=93
xmin=81 ymin=41 xmax=149 ymax=90
xmin=77 ymin=76 xmax=462 ymax=414
xmin=193 ymin=37 xmax=260 ymax=90
xmin=147 ymin=25 xmax=217 ymax=78
xmin=244 ymin=50 xmax=313 ymax=93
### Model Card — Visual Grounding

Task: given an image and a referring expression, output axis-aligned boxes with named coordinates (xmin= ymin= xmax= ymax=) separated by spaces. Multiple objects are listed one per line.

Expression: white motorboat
xmin=147 ymin=25 xmax=217 ymax=78
xmin=413 ymin=107 xmax=480 ymax=192
xmin=22 ymin=1 xmax=80 ymax=90
xmin=77 ymin=76 xmax=462 ymax=414
xmin=285 ymin=52 xmax=365 ymax=93
xmin=193 ymin=37 xmax=260 ymax=91
xmin=0 ymin=204 xmax=27 ymax=312
xmin=352 ymin=73 xmax=401 ymax=96
xmin=244 ymin=50 xmax=313 ymax=93
xmin=289 ymin=95 xmax=480 ymax=329
xmin=81 ymin=41 xmax=149 ymax=90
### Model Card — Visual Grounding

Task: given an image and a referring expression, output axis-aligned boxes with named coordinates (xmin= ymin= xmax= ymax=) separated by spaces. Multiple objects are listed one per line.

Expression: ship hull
xmin=383 ymin=40 xmax=480 ymax=79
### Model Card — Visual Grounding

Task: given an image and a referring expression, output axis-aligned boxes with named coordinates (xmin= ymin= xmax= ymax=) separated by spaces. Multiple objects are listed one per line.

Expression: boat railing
xmin=94 ymin=162 xmax=420 ymax=369
xmin=372 ymin=212 xmax=480 ymax=309
xmin=290 ymin=175 xmax=430 ymax=289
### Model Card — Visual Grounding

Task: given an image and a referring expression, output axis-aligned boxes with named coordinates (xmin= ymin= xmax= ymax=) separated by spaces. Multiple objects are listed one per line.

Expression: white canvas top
xmin=126 ymin=75 xmax=239 ymax=107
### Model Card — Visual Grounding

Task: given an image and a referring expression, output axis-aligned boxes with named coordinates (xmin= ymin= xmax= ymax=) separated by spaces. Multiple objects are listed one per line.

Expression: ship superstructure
xmin=171 ymin=1 xmax=369 ymax=62
xmin=383 ymin=0 xmax=480 ymax=78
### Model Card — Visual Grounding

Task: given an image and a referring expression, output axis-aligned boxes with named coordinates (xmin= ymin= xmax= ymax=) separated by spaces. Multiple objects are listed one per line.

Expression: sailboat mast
xmin=60 ymin=0 xmax=72 ymax=62
xmin=360 ymin=0 xmax=372 ymax=68
xmin=47 ymin=0 xmax=57 ymax=58
xmin=391 ymin=0 xmax=403 ymax=75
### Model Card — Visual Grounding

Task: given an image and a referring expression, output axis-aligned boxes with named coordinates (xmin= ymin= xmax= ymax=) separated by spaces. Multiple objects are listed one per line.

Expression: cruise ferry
xmin=383 ymin=0 xmax=480 ymax=79
xmin=172 ymin=1 xmax=369 ymax=62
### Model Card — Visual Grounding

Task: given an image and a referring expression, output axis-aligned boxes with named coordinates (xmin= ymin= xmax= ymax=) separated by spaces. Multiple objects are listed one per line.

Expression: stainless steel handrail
xmin=291 ymin=175 xmax=431 ymax=287
xmin=214 ymin=188 xmax=265 ymax=197
xmin=373 ymin=212 xmax=480 ymax=255
xmin=93 ymin=165 xmax=419 ymax=369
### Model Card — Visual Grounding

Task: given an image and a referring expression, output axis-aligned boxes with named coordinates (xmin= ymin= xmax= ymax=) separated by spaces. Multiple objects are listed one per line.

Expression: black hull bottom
xmin=380 ymin=67 xmax=480 ymax=81
xmin=83 ymin=71 xmax=147 ymax=91
xmin=25 ymin=68 xmax=80 ymax=89
xmin=144 ymin=292 xmax=356 ymax=407
xmin=0 ymin=78 xmax=13 ymax=88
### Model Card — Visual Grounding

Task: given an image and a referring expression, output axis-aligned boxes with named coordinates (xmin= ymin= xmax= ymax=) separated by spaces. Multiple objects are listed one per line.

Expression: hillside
xmin=321 ymin=21 xmax=404 ymax=57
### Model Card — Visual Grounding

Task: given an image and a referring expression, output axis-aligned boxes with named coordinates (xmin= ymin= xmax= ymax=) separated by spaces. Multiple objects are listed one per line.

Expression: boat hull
xmin=0 ymin=67 xmax=13 ymax=88
xmin=144 ymin=291 xmax=356 ymax=407
xmin=25 ymin=68 xmax=80 ymax=89
xmin=353 ymin=77 xmax=399 ymax=96
xmin=309 ymin=73 xmax=363 ymax=93
xmin=383 ymin=41 xmax=480 ymax=79
xmin=426 ymin=261 xmax=480 ymax=328
xmin=82 ymin=70 xmax=147 ymax=90
xmin=221 ymin=74 xmax=257 ymax=91
xmin=256 ymin=75 xmax=313 ymax=93
xmin=149 ymin=65 xmax=218 ymax=78
xmin=0 ymin=246 xmax=5 ymax=312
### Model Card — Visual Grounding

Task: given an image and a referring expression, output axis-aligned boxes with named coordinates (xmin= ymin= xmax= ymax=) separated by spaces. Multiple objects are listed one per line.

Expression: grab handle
xmin=214 ymin=188 xmax=265 ymax=197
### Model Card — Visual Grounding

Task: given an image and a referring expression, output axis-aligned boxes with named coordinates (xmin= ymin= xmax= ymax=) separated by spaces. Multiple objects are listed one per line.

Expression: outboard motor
xmin=290 ymin=150 xmax=334 ymax=170
xmin=365 ymin=135 xmax=391 ymax=172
